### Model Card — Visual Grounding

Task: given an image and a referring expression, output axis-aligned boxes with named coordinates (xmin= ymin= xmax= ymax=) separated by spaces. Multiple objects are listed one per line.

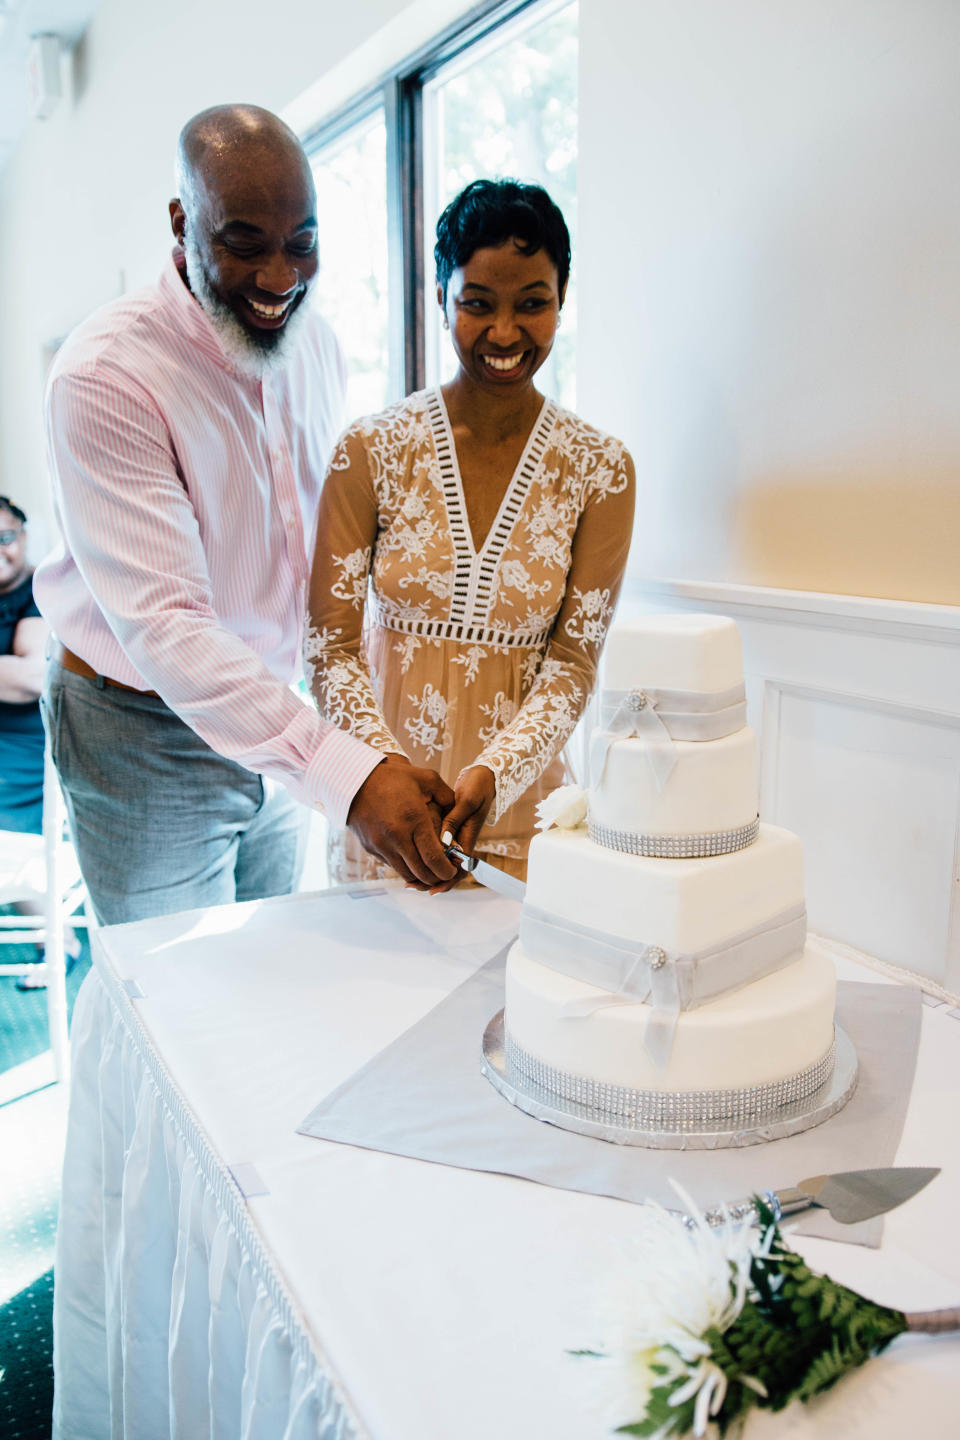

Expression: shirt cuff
xmin=303 ymin=725 xmax=384 ymax=830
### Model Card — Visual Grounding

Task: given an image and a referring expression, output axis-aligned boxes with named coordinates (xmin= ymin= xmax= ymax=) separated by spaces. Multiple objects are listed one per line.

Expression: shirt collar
xmin=158 ymin=248 xmax=253 ymax=380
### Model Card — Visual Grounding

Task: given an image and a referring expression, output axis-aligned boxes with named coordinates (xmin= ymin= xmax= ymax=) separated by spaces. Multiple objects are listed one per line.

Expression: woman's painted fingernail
xmin=441 ymin=830 xmax=453 ymax=846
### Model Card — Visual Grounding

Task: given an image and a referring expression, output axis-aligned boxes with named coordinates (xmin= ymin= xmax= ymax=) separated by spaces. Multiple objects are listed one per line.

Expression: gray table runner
xmin=300 ymin=954 xmax=922 ymax=1247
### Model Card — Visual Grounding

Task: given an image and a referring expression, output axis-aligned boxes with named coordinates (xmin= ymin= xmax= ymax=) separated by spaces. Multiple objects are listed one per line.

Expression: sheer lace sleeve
xmin=304 ymin=426 xmax=407 ymax=756
xmin=471 ymin=441 xmax=635 ymax=822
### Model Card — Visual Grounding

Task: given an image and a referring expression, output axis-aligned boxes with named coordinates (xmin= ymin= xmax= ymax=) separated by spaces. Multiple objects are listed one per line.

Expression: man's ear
xmin=169 ymin=199 xmax=186 ymax=245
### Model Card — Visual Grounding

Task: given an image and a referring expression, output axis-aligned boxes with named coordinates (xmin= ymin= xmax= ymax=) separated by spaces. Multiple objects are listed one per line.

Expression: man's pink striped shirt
xmin=34 ymin=253 xmax=381 ymax=826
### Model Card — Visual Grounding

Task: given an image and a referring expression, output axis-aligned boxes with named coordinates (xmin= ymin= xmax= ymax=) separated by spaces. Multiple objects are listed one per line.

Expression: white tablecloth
xmin=54 ymin=885 xmax=960 ymax=1439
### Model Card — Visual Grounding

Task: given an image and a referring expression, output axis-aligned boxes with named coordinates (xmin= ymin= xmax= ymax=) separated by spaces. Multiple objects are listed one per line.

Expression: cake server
xmin=692 ymin=1166 xmax=940 ymax=1229
xmin=443 ymin=840 xmax=525 ymax=902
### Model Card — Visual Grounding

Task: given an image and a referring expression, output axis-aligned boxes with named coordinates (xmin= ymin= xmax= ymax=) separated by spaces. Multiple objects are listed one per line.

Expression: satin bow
xmin=590 ymin=682 xmax=749 ymax=790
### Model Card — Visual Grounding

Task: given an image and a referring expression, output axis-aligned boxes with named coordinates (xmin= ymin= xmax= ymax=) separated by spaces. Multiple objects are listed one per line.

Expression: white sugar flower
xmin=535 ymin=784 xmax=588 ymax=831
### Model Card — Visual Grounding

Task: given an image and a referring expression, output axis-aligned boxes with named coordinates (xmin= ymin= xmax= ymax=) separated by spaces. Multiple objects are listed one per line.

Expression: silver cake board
xmin=481 ymin=1010 xmax=858 ymax=1150
xmin=299 ymin=953 xmax=922 ymax=1247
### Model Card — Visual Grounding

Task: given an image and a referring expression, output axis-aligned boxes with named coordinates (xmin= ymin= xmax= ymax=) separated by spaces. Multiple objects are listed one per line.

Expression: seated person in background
xmin=306 ymin=179 xmax=635 ymax=884
xmin=0 ymin=497 xmax=46 ymax=836
xmin=0 ymin=496 xmax=76 ymax=990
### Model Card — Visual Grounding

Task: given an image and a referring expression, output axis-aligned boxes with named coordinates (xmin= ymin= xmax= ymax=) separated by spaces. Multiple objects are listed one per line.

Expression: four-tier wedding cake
xmin=500 ymin=614 xmax=843 ymax=1141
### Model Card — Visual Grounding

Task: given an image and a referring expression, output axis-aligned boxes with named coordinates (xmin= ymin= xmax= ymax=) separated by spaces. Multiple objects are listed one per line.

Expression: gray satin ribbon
xmin=519 ymin=901 xmax=807 ymax=1071
xmin=591 ymin=682 xmax=748 ymax=789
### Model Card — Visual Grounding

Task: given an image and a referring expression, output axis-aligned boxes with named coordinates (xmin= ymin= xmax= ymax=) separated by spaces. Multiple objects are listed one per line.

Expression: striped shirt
xmin=34 ymin=252 xmax=380 ymax=826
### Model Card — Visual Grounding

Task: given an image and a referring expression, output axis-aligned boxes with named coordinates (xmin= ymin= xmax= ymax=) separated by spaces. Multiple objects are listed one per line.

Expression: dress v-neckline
xmin=430 ymin=387 xmax=556 ymax=558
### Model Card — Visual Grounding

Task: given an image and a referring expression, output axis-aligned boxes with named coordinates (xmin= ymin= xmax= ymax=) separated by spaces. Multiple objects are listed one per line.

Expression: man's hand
xmin=347 ymin=753 xmax=457 ymax=889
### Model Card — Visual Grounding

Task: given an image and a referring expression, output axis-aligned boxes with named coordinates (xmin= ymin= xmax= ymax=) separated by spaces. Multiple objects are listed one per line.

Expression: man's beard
xmin=183 ymin=233 xmax=310 ymax=379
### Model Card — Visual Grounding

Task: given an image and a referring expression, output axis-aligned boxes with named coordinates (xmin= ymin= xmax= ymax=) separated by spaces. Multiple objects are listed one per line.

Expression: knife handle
xmin=764 ymin=1186 xmax=813 ymax=1219
xmin=443 ymin=843 xmax=477 ymax=873
xmin=675 ymin=1200 xmax=765 ymax=1229
xmin=673 ymin=1188 xmax=812 ymax=1231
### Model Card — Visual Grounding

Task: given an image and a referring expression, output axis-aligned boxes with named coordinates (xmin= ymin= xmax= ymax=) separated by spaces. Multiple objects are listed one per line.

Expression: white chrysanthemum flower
xmin=535 ymin=784 xmax=588 ymax=831
xmin=583 ymin=1189 xmax=766 ymax=1436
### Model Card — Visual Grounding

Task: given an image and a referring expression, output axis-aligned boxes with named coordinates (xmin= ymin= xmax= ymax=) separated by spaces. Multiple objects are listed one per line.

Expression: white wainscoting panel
xmin=620 ymin=579 xmax=960 ymax=989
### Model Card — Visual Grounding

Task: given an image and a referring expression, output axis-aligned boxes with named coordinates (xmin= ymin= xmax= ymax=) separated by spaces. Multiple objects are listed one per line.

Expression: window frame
xmin=301 ymin=0 xmax=551 ymax=399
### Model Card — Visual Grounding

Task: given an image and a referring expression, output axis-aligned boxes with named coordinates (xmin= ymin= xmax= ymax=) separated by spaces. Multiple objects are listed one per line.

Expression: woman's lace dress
xmin=305 ymin=387 xmax=633 ymax=881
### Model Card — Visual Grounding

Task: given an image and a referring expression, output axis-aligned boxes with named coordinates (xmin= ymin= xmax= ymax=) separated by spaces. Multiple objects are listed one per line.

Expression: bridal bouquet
xmin=578 ymin=1193 xmax=955 ymax=1437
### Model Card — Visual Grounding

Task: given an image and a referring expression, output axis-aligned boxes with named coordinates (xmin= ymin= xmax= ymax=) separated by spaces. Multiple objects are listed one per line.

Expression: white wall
xmin=578 ymin=0 xmax=960 ymax=605
xmin=0 ymin=0 xmax=473 ymax=555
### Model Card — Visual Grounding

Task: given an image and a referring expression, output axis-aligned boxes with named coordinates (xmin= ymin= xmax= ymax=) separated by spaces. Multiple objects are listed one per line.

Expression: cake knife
xmin=443 ymin=839 xmax=525 ymax=902
xmin=687 ymin=1166 xmax=940 ymax=1229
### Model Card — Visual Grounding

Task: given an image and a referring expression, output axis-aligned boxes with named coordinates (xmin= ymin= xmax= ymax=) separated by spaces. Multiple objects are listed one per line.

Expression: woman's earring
xmin=442 ymin=317 xmax=450 ymax=331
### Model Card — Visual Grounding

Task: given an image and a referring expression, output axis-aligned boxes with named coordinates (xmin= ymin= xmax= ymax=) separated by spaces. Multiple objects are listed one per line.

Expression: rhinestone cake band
xmin=503 ymin=1025 xmax=836 ymax=1131
xmin=589 ymin=815 xmax=760 ymax=859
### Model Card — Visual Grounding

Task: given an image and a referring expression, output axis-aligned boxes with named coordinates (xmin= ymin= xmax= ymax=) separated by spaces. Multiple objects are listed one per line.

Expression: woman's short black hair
xmin=0 ymin=496 xmax=26 ymax=525
xmin=434 ymin=179 xmax=570 ymax=303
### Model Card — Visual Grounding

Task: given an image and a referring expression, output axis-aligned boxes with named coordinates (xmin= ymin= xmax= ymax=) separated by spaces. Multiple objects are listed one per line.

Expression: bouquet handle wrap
xmin=904 ymin=1307 xmax=960 ymax=1333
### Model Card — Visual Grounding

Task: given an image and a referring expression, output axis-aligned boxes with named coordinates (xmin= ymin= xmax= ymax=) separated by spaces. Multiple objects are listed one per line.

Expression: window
xmin=421 ymin=1 xmax=578 ymax=405
xmin=304 ymin=0 xmax=577 ymax=419
xmin=309 ymin=107 xmax=390 ymax=421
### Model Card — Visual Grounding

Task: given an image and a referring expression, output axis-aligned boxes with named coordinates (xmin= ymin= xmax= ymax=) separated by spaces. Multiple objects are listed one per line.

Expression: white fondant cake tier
xmin=602 ymin=613 xmax=743 ymax=694
xmin=524 ymin=822 xmax=803 ymax=957
xmin=505 ymin=939 xmax=837 ymax=1092
xmin=589 ymin=725 xmax=758 ymax=837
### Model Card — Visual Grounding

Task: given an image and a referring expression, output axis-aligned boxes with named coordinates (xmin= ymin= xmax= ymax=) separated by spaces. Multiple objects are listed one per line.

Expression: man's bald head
xmin=174 ymin=104 xmax=313 ymax=226
xmin=169 ymin=104 xmax=320 ymax=373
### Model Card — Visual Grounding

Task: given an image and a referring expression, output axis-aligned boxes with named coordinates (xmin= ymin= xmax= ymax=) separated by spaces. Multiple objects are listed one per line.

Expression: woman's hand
xmin=442 ymin=763 xmax=496 ymax=860
xmin=428 ymin=764 xmax=497 ymax=893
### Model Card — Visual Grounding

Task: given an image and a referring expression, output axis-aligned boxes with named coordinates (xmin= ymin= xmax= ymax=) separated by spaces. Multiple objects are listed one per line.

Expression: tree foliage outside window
xmin=423 ymin=1 xmax=578 ymax=408
xmin=304 ymin=1 xmax=578 ymax=416
xmin=310 ymin=113 xmax=390 ymax=422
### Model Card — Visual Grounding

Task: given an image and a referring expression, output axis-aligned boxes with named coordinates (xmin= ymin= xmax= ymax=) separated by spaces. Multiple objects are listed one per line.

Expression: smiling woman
xmin=304 ymin=179 xmax=635 ymax=889
xmin=443 ymin=245 xmax=561 ymax=391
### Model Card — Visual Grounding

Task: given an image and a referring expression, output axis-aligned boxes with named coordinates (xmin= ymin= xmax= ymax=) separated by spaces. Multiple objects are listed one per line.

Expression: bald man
xmin=35 ymin=104 xmax=457 ymax=925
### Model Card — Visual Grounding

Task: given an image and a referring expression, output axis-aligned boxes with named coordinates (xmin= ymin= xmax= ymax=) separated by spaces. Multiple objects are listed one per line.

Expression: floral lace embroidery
xmin=477 ymin=668 xmax=586 ymax=820
xmin=331 ymin=547 xmax=372 ymax=609
xmin=302 ymin=623 xmax=342 ymax=688
xmin=303 ymin=622 xmax=405 ymax=755
xmin=306 ymin=389 xmax=633 ymax=829
xmin=453 ymin=644 xmax=486 ymax=684
xmin=476 ymin=690 xmax=519 ymax=748
xmin=564 ymin=586 xmax=615 ymax=645
xmin=404 ymin=683 xmax=453 ymax=760
xmin=494 ymin=559 xmax=554 ymax=608
xmin=392 ymin=635 xmax=422 ymax=674
xmin=398 ymin=564 xmax=454 ymax=599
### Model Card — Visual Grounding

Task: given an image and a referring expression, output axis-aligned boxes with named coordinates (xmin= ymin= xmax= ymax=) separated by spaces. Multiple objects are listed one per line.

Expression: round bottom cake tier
xmin=488 ymin=938 xmax=855 ymax=1147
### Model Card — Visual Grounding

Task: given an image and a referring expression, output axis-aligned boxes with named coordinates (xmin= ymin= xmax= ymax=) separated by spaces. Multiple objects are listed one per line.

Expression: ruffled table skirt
xmin=53 ymin=970 xmax=359 ymax=1440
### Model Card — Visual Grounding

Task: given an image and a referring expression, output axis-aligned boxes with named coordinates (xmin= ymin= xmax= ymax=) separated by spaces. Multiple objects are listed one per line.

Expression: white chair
xmin=0 ymin=743 xmax=91 ymax=1081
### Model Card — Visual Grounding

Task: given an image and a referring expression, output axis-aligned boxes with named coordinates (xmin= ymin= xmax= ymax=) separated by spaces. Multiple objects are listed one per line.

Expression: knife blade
xmin=443 ymin=840 xmax=525 ymax=902
xmin=688 ymin=1166 xmax=940 ymax=1229
xmin=770 ymin=1165 xmax=941 ymax=1224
